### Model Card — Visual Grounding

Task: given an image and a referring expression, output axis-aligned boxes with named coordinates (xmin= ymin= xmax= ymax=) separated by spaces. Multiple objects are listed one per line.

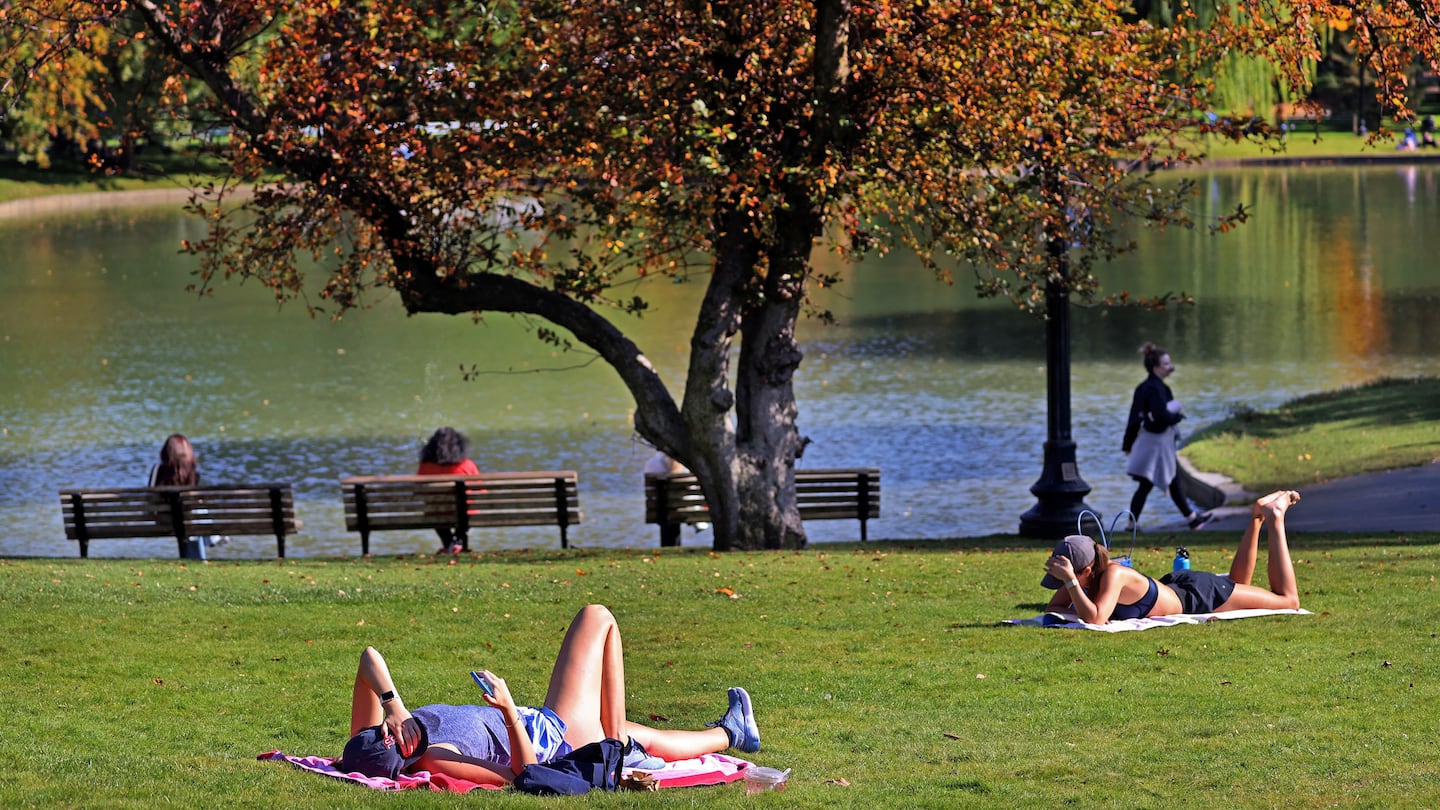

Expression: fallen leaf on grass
xmin=648 ymin=713 xmax=670 ymax=722
xmin=943 ymin=733 xmax=962 ymax=740
xmin=714 ymin=587 xmax=739 ymax=599
xmin=823 ymin=778 xmax=851 ymax=787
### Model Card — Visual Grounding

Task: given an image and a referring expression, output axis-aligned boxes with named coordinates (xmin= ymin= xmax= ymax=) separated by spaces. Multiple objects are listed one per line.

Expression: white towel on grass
xmin=1004 ymin=607 xmax=1311 ymax=632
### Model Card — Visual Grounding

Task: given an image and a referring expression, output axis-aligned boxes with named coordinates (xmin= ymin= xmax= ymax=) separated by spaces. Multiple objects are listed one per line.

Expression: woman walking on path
xmin=1122 ymin=342 xmax=1211 ymax=530
xmin=1042 ymin=490 xmax=1302 ymax=624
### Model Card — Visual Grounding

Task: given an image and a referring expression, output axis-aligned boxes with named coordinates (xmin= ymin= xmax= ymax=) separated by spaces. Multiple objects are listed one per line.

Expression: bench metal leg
xmin=659 ymin=523 xmax=681 ymax=547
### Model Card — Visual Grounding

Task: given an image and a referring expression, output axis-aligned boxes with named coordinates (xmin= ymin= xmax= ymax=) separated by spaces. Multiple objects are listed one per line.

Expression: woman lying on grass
xmin=338 ymin=604 xmax=760 ymax=785
xmin=1042 ymin=490 xmax=1302 ymax=625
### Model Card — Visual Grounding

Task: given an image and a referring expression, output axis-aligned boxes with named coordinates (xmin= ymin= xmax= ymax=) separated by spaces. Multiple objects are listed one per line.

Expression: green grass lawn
xmin=1185 ymin=377 xmax=1440 ymax=494
xmin=4 ymin=537 xmax=1438 ymax=808
xmin=1191 ymin=126 xmax=1438 ymax=162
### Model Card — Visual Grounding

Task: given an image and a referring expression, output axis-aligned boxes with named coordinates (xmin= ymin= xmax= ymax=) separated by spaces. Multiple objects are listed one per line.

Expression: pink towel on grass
xmin=259 ymin=750 xmax=752 ymax=792
xmin=258 ymin=751 xmax=498 ymax=792
xmin=628 ymin=752 xmax=752 ymax=788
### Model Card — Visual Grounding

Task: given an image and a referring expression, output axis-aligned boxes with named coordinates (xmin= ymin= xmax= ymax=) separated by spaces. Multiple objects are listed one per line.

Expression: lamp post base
xmin=1018 ymin=438 xmax=1099 ymax=538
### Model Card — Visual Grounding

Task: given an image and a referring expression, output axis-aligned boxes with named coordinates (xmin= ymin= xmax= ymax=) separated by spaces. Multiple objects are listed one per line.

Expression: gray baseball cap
xmin=1040 ymin=535 xmax=1097 ymax=589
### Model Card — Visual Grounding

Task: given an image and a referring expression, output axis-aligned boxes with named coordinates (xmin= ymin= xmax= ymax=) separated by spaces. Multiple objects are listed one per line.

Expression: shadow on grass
xmin=1190 ymin=376 xmax=1440 ymax=442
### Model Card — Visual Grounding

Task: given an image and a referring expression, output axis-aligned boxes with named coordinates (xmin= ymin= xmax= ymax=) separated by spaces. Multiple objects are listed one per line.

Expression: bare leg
xmin=1218 ymin=491 xmax=1301 ymax=611
xmin=542 ymin=604 xmax=627 ymax=747
xmin=349 ymin=647 xmax=389 ymax=736
xmin=1263 ymin=491 xmax=1301 ymax=602
xmin=541 ymin=604 xmax=732 ymax=759
xmin=1227 ymin=491 xmax=1279 ymax=585
xmin=623 ymin=720 xmax=730 ymax=761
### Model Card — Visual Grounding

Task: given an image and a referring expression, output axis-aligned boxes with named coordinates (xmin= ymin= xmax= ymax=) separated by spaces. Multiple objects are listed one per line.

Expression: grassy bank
xmin=1190 ymin=126 xmax=1440 ymax=163
xmin=1184 ymin=377 xmax=1440 ymax=494
xmin=3 ymin=129 xmax=1436 ymax=206
xmin=0 ymin=153 xmax=228 ymax=205
xmin=3 ymin=538 xmax=1438 ymax=808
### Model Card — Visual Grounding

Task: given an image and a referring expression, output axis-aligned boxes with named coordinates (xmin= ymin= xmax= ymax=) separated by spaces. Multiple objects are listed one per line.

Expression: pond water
xmin=2 ymin=164 xmax=1438 ymax=557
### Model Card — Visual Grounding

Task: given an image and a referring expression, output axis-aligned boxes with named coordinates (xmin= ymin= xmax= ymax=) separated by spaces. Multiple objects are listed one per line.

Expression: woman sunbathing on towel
xmin=337 ymin=604 xmax=759 ymax=786
xmin=1042 ymin=490 xmax=1301 ymax=625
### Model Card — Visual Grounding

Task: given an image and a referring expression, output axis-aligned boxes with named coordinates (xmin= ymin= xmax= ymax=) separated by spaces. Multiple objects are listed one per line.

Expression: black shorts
xmin=1159 ymin=570 xmax=1236 ymax=614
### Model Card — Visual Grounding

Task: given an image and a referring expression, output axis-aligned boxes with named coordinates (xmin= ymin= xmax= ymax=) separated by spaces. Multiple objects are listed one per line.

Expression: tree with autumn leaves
xmin=3 ymin=1 xmax=1437 ymax=549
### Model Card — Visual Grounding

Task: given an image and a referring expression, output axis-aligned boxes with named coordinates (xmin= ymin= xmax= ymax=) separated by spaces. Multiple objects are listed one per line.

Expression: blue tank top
xmin=1111 ymin=575 xmax=1159 ymax=620
xmin=412 ymin=704 xmax=510 ymax=764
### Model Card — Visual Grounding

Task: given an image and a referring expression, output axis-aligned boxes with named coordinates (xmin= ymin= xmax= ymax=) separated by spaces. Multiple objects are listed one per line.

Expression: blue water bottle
xmin=1173 ymin=546 xmax=1191 ymax=572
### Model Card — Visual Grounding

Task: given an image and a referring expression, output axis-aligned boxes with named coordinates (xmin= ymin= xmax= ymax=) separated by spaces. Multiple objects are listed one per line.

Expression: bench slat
xmin=340 ymin=473 xmax=581 ymax=554
xmin=644 ymin=468 xmax=880 ymax=544
xmin=58 ymin=484 xmax=300 ymax=558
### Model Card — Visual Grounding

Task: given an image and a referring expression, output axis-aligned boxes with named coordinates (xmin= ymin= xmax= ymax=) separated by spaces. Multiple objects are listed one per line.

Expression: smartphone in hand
xmin=470 ymin=671 xmax=495 ymax=697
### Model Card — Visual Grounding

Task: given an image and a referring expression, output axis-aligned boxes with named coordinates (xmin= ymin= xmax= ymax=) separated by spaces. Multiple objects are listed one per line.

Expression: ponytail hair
xmin=1082 ymin=540 xmax=1111 ymax=599
xmin=1139 ymin=342 xmax=1167 ymax=372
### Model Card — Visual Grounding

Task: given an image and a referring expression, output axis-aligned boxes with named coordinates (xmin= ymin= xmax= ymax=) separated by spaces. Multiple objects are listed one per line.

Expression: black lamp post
xmin=1018 ymin=161 xmax=1098 ymax=538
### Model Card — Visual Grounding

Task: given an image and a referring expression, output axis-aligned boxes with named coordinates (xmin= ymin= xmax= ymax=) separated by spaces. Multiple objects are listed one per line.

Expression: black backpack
xmin=512 ymin=738 xmax=625 ymax=796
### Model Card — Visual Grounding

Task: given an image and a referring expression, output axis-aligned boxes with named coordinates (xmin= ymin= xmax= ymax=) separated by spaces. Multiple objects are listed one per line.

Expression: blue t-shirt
xmin=411 ymin=703 xmax=572 ymax=766
xmin=412 ymin=704 xmax=509 ymax=764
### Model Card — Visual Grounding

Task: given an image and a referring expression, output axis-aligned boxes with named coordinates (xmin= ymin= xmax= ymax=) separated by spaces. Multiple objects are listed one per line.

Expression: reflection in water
xmin=2 ymin=165 xmax=1439 ymax=556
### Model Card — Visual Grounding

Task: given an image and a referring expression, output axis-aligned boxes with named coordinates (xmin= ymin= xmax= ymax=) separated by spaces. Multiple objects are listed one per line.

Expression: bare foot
xmin=1253 ymin=490 xmax=1288 ymax=519
xmin=1260 ymin=490 xmax=1300 ymax=521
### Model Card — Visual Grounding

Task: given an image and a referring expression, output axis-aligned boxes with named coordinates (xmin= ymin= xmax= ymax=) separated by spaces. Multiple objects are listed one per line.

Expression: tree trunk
xmin=672 ymin=203 xmax=813 ymax=550
xmin=733 ymin=202 xmax=815 ymax=550
xmin=671 ymin=209 xmax=750 ymax=550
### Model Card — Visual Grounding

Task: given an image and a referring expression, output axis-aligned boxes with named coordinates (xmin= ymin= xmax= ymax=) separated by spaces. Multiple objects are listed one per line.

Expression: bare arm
xmin=352 ymin=647 xmax=423 ymax=756
xmin=478 ymin=670 xmax=538 ymax=774
xmin=1046 ymin=588 xmax=1073 ymax=611
xmin=1043 ymin=556 xmax=1125 ymax=625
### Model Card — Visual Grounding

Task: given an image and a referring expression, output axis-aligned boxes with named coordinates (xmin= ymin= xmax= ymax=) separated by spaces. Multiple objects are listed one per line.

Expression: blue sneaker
xmin=622 ymin=738 xmax=666 ymax=770
xmin=707 ymin=686 xmax=760 ymax=753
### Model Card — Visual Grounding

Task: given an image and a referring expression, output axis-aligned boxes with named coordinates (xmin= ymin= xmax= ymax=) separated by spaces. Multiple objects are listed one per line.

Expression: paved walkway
xmin=1192 ymin=462 xmax=1440 ymax=534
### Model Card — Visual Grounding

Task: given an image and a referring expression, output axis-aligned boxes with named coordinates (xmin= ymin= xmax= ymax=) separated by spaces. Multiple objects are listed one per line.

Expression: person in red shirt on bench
xmin=417 ymin=427 xmax=480 ymax=554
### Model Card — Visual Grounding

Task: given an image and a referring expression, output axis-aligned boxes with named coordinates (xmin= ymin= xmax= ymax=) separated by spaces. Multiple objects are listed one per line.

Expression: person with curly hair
xmin=417 ymin=427 xmax=480 ymax=553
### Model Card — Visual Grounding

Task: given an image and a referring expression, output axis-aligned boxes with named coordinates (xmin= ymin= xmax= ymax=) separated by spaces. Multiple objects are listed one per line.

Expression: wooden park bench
xmin=59 ymin=483 xmax=302 ymax=558
xmin=644 ymin=467 xmax=881 ymax=546
xmin=340 ymin=471 xmax=582 ymax=554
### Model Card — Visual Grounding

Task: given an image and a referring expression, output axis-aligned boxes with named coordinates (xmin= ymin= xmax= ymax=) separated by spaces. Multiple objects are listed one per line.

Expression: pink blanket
xmin=259 ymin=750 xmax=752 ymax=792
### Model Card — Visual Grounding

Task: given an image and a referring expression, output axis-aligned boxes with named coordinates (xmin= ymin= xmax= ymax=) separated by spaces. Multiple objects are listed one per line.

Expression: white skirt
xmin=1126 ymin=425 xmax=1178 ymax=488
